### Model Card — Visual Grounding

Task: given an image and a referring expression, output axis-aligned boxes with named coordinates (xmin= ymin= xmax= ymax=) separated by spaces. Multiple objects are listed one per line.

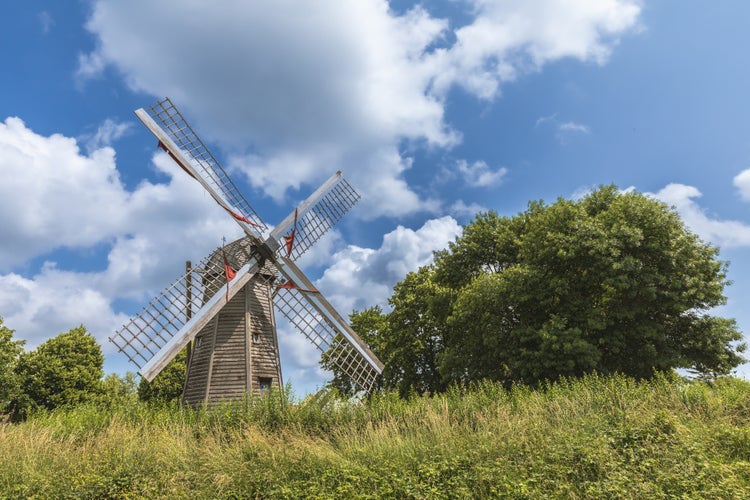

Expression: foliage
xmin=13 ymin=326 xmax=103 ymax=419
xmin=437 ymin=187 xmax=745 ymax=386
xmin=98 ymin=372 xmax=139 ymax=408
xmin=2 ymin=374 xmax=750 ymax=497
xmin=323 ymin=268 xmax=454 ymax=397
xmin=341 ymin=186 xmax=745 ymax=392
xmin=322 ymin=306 xmax=389 ymax=395
xmin=0 ymin=317 xmax=24 ymax=415
xmin=138 ymin=348 xmax=186 ymax=404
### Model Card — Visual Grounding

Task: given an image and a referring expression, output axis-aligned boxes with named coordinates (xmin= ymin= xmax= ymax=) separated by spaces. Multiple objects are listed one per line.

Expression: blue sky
xmin=2 ymin=1 xmax=750 ymax=394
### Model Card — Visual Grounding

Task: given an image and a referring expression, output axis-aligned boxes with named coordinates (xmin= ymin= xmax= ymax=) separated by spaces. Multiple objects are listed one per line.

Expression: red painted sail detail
xmin=222 ymin=250 xmax=236 ymax=303
xmin=277 ymin=279 xmax=318 ymax=294
xmin=227 ymin=208 xmax=261 ymax=228
xmin=284 ymin=208 xmax=299 ymax=257
xmin=157 ymin=141 xmax=196 ymax=180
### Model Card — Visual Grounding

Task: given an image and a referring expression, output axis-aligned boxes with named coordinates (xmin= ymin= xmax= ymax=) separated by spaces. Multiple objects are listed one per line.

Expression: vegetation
xmin=138 ymin=348 xmax=187 ymax=404
xmin=327 ymin=187 xmax=746 ymax=395
xmin=12 ymin=326 xmax=103 ymax=420
xmin=0 ymin=318 xmax=24 ymax=415
xmin=1 ymin=374 xmax=750 ymax=498
xmin=1 ymin=187 xmax=748 ymax=496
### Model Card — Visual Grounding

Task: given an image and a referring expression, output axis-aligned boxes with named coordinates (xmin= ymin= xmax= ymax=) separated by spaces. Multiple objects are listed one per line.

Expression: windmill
xmin=109 ymin=98 xmax=383 ymax=406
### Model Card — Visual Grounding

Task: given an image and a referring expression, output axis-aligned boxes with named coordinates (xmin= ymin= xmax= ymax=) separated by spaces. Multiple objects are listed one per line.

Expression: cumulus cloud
xmin=652 ymin=183 xmax=750 ymax=248
xmin=430 ymin=0 xmax=642 ymax=98
xmin=83 ymin=118 xmax=132 ymax=153
xmin=0 ymin=265 xmax=129 ymax=350
xmin=733 ymin=168 xmax=750 ymax=202
xmin=316 ymin=216 xmax=462 ymax=314
xmin=0 ymin=117 xmax=127 ymax=269
xmin=0 ymin=120 xmax=242 ymax=346
xmin=456 ymin=159 xmax=508 ymax=188
xmin=79 ymin=0 xmax=641 ymax=218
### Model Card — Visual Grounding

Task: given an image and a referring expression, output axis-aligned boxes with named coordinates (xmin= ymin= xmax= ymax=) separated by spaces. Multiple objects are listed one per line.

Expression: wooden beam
xmin=139 ymin=259 xmax=260 ymax=382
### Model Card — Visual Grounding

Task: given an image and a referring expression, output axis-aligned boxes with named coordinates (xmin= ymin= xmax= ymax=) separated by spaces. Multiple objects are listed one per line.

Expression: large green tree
xmin=331 ymin=186 xmax=745 ymax=393
xmin=0 ymin=318 xmax=24 ymax=415
xmin=437 ymin=187 xmax=744 ymax=385
xmin=14 ymin=326 xmax=103 ymax=417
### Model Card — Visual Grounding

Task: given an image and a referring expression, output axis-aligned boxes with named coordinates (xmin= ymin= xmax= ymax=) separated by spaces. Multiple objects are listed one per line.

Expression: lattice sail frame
xmin=273 ymin=286 xmax=380 ymax=393
xmin=109 ymin=240 xmax=259 ymax=371
xmin=268 ymin=175 xmax=360 ymax=260
xmin=110 ymin=98 xmax=382 ymax=394
xmin=143 ymin=98 xmax=267 ymax=234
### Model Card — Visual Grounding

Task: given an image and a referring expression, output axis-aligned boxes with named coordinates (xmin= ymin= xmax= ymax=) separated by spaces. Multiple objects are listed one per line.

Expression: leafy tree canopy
xmin=14 ymin=326 xmax=103 ymax=418
xmin=138 ymin=348 xmax=186 ymax=404
xmin=0 ymin=317 xmax=24 ymax=414
xmin=330 ymin=186 xmax=746 ymax=394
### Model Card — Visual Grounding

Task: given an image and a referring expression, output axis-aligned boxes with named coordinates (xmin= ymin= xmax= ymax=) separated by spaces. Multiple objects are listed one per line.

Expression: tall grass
xmin=1 ymin=374 xmax=749 ymax=498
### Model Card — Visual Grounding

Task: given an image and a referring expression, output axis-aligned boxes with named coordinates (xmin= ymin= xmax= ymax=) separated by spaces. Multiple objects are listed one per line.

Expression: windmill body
xmin=183 ymin=239 xmax=282 ymax=406
xmin=109 ymin=98 xmax=383 ymax=404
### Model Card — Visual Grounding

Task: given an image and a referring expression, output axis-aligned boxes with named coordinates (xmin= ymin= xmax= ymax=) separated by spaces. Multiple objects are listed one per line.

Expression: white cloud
xmin=0 ymin=120 xmax=242 ymax=347
xmin=430 ymin=0 xmax=642 ymax=99
xmin=652 ymin=183 xmax=750 ymax=248
xmin=733 ymin=168 xmax=750 ymax=202
xmin=0 ymin=265 xmax=129 ymax=350
xmin=535 ymin=113 xmax=559 ymax=127
xmin=79 ymin=0 xmax=641 ymax=218
xmin=449 ymin=199 xmax=486 ymax=219
xmin=559 ymin=121 xmax=591 ymax=134
xmin=536 ymin=113 xmax=592 ymax=142
xmin=456 ymin=159 xmax=508 ymax=188
xmin=38 ymin=11 xmax=54 ymax=34
xmin=316 ymin=216 xmax=462 ymax=313
xmin=0 ymin=117 xmax=128 ymax=269
xmin=83 ymin=118 xmax=132 ymax=153
xmin=75 ymin=51 xmax=107 ymax=84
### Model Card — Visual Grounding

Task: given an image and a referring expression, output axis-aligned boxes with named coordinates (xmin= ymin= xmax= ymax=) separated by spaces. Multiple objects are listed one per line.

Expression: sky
xmin=2 ymin=0 xmax=750 ymax=395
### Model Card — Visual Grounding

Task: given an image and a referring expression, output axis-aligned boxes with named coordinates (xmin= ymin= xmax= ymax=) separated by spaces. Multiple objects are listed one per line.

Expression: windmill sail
xmin=136 ymin=98 xmax=266 ymax=238
xmin=272 ymin=257 xmax=383 ymax=393
xmin=109 ymin=244 xmax=262 ymax=381
xmin=266 ymin=172 xmax=360 ymax=260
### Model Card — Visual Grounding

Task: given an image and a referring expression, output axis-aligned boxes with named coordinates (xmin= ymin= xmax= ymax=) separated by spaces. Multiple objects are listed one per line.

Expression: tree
xmin=374 ymin=268 xmax=450 ymax=397
xmin=138 ymin=348 xmax=186 ymax=404
xmin=321 ymin=306 xmax=388 ymax=395
xmin=437 ymin=186 xmax=745 ymax=385
xmin=15 ymin=326 xmax=103 ymax=417
xmin=0 ymin=317 xmax=24 ymax=415
xmin=99 ymin=372 xmax=139 ymax=407
xmin=321 ymin=269 xmax=452 ymax=397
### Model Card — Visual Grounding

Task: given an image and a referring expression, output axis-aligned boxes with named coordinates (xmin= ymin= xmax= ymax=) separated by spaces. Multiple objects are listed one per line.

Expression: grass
xmin=1 ymin=373 xmax=750 ymax=498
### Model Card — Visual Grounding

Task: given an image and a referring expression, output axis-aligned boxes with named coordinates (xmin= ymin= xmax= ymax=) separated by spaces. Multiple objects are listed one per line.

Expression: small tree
xmin=0 ymin=317 xmax=24 ymax=415
xmin=14 ymin=326 xmax=103 ymax=418
xmin=321 ymin=306 xmax=389 ymax=395
xmin=99 ymin=372 xmax=139 ymax=407
xmin=138 ymin=348 xmax=186 ymax=404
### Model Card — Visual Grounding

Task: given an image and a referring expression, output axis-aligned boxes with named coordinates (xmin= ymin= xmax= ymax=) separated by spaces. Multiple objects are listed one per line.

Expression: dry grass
xmin=1 ymin=374 xmax=750 ymax=498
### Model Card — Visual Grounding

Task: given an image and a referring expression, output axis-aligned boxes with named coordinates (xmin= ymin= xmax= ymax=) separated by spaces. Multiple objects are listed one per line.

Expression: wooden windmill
xmin=109 ymin=98 xmax=383 ymax=406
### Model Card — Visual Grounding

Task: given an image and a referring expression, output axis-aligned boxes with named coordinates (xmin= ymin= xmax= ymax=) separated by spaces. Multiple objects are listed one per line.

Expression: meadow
xmin=1 ymin=373 xmax=749 ymax=499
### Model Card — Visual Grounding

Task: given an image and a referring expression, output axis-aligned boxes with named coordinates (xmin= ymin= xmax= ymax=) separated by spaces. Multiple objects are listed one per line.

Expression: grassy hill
xmin=1 ymin=373 xmax=749 ymax=498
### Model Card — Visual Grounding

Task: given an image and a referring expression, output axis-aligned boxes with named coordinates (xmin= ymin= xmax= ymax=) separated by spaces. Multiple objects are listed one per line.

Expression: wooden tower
xmin=182 ymin=239 xmax=282 ymax=406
